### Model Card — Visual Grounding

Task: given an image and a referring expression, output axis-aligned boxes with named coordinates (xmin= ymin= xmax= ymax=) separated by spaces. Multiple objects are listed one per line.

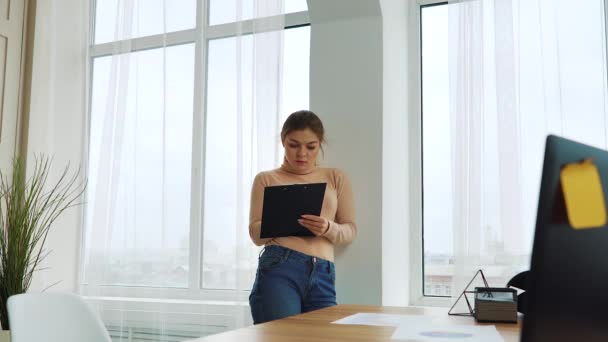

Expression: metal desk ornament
xmin=448 ymin=269 xmax=518 ymax=323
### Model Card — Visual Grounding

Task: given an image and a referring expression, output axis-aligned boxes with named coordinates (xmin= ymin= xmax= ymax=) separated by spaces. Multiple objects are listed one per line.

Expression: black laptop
xmin=522 ymin=135 xmax=608 ymax=341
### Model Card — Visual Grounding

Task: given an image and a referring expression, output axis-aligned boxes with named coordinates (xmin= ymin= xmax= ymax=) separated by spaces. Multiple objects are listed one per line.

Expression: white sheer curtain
xmin=82 ymin=0 xmax=286 ymax=340
xmin=448 ymin=0 xmax=608 ymax=301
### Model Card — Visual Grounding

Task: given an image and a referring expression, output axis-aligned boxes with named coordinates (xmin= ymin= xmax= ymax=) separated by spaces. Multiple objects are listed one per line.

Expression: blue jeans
xmin=249 ymin=245 xmax=337 ymax=324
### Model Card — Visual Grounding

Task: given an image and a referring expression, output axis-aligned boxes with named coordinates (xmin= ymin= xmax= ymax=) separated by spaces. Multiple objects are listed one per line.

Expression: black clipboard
xmin=260 ymin=183 xmax=327 ymax=238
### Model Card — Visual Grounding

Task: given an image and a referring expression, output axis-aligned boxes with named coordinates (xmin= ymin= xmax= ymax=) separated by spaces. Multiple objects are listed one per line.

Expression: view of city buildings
xmin=424 ymin=244 xmax=530 ymax=298
xmin=88 ymin=240 xmax=260 ymax=291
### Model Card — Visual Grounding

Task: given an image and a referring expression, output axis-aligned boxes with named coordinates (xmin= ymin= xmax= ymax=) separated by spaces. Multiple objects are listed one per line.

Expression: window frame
xmin=82 ymin=0 xmax=310 ymax=301
xmin=409 ymin=0 xmax=452 ymax=307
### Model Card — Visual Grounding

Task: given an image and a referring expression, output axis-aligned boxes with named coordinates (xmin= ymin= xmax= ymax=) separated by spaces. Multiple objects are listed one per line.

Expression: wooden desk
xmin=187 ymin=304 xmax=521 ymax=341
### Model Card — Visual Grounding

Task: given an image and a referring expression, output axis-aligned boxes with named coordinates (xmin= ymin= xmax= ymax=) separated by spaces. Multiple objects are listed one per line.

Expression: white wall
xmin=308 ymin=0 xmax=414 ymax=306
xmin=308 ymin=0 xmax=384 ymax=306
xmin=380 ymin=0 xmax=411 ymax=307
xmin=27 ymin=0 xmax=88 ymax=292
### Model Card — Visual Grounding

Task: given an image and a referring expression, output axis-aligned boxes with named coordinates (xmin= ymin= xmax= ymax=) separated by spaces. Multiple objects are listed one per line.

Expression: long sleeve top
xmin=249 ymin=163 xmax=357 ymax=261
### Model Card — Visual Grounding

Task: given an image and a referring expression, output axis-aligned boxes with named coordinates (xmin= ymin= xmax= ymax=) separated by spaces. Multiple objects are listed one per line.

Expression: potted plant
xmin=0 ymin=156 xmax=85 ymax=340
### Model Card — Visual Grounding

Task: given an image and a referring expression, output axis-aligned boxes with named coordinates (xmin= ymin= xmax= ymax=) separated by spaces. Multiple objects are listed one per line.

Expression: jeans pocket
xmin=258 ymin=252 xmax=285 ymax=271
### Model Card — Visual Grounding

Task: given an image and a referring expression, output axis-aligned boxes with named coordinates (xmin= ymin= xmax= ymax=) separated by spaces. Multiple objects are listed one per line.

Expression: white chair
xmin=7 ymin=292 xmax=111 ymax=342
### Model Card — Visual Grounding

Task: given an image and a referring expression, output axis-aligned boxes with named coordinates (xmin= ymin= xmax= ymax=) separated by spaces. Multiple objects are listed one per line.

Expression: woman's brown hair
xmin=280 ymin=110 xmax=326 ymax=144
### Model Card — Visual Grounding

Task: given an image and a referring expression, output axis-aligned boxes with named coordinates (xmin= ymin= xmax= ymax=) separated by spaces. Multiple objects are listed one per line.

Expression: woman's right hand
xmin=298 ymin=215 xmax=330 ymax=236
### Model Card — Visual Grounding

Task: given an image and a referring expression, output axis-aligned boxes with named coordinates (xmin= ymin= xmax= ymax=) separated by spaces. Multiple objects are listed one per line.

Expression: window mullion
xmin=205 ymin=11 xmax=309 ymax=40
xmin=90 ymin=29 xmax=197 ymax=57
xmin=189 ymin=0 xmax=206 ymax=293
xmin=409 ymin=1 xmax=425 ymax=306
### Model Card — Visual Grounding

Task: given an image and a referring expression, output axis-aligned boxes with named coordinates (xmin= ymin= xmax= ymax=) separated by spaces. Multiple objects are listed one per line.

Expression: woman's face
xmin=282 ymin=128 xmax=321 ymax=173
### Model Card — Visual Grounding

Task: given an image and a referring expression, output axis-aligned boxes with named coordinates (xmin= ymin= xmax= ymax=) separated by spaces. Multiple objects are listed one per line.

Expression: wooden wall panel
xmin=0 ymin=35 xmax=6 ymax=141
xmin=1 ymin=0 xmax=9 ymax=21
xmin=0 ymin=0 xmax=24 ymax=171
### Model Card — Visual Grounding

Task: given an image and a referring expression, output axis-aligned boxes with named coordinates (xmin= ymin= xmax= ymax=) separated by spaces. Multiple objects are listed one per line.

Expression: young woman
xmin=248 ymin=110 xmax=357 ymax=324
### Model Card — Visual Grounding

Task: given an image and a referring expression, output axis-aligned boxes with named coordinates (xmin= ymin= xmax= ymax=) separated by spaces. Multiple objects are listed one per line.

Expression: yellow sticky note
xmin=560 ymin=159 xmax=607 ymax=229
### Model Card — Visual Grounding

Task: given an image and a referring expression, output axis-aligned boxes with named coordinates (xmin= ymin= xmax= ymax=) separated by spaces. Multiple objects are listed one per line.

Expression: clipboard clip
xmin=560 ymin=157 xmax=593 ymax=170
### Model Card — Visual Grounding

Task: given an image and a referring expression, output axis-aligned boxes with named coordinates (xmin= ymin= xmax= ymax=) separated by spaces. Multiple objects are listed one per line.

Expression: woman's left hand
xmin=298 ymin=215 xmax=330 ymax=236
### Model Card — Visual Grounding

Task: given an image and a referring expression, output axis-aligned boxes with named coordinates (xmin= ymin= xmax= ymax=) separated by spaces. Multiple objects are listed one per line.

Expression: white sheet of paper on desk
xmin=391 ymin=322 xmax=504 ymax=342
xmin=332 ymin=313 xmax=431 ymax=327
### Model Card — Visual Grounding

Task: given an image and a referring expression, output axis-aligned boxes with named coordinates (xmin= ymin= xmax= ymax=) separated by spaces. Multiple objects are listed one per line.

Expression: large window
xmin=420 ymin=2 xmax=451 ymax=298
xmin=85 ymin=1 xmax=309 ymax=295
xmin=420 ymin=0 xmax=608 ymax=300
xmin=88 ymin=44 xmax=196 ymax=288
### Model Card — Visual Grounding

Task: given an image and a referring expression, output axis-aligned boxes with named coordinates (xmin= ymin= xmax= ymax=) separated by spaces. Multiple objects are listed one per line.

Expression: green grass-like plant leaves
xmin=0 ymin=156 xmax=86 ymax=330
